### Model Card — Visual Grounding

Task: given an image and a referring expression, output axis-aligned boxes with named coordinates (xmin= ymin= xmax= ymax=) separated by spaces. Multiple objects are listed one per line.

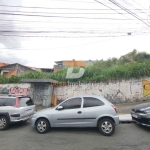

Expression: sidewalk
xmin=119 ymin=114 xmax=132 ymax=123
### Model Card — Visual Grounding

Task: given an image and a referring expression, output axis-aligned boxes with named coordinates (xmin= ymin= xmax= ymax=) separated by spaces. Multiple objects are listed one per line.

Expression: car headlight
xmin=146 ymin=110 xmax=150 ymax=113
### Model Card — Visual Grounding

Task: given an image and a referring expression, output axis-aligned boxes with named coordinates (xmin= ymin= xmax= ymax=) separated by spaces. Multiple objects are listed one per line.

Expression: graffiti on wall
xmin=0 ymin=87 xmax=8 ymax=94
xmin=142 ymin=80 xmax=150 ymax=96
xmin=0 ymin=86 xmax=30 ymax=95
xmin=9 ymin=87 xmax=30 ymax=95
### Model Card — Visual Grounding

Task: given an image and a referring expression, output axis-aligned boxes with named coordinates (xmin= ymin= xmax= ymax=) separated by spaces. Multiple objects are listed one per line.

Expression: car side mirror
xmin=56 ymin=106 xmax=64 ymax=110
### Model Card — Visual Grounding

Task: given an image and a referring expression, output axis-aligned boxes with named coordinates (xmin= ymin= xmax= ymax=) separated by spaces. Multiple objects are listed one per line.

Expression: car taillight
xmin=112 ymin=105 xmax=117 ymax=113
xmin=13 ymin=97 xmax=20 ymax=108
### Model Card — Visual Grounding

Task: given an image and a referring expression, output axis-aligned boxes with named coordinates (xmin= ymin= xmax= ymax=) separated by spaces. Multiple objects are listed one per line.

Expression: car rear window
xmin=0 ymin=98 xmax=16 ymax=106
xmin=19 ymin=97 xmax=34 ymax=107
xmin=83 ymin=97 xmax=104 ymax=108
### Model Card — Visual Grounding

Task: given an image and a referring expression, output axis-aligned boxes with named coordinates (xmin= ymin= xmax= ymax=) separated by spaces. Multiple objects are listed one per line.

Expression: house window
xmin=2 ymin=71 xmax=9 ymax=75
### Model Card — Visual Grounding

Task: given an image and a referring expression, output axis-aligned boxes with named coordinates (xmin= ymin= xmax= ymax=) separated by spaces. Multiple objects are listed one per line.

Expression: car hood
xmin=132 ymin=103 xmax=150 ymax=111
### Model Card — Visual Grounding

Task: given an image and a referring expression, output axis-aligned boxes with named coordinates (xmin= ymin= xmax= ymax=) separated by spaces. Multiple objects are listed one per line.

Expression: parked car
xmin=131 ymin=102 xmax=150 ymax=127
xmin=31 ymin=95 xmax=119 ymax=136
xmin=0 ymin=95 xmax=35 ymax=130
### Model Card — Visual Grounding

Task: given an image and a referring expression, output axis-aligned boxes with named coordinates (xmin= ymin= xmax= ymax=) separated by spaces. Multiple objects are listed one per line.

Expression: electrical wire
xmin=119 ymin=0 xmax=148 ymax=15
xmin=0 ymin=11 xmax=146 ymax=20
xmin=0 ymin=32 xmax=149 ymax=55
xmin=0 ymin=9 xmax=149 ymax=15
xmin=0 ymin=4 xmax=149 ymax=11
xmin=94 ymin=0 xmax=129 ymax=19
xmin=108 ymin=0 xmax=150 ymax=28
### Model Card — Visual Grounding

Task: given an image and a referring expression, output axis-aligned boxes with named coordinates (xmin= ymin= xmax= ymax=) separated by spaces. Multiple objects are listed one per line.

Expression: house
xmin=30 ymin=67 xmax=54 ymax=73
xmin=0 ymin=63 xmax=35 ymax=78
xmin=54 ymin=60 xmax=96 ymax=72
xmin=0 ymin=62 xmax=8 ymax=67
xmin=40 ymin=68 xmax=54 ymax=73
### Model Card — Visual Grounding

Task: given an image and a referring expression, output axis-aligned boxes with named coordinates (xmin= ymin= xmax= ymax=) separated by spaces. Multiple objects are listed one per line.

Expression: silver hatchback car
xmin=31 ymin=95 xmax=119 ymax=136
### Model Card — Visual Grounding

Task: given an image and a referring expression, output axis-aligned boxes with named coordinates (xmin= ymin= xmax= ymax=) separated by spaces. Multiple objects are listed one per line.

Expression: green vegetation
xmin=1 ymin=50 xmax=150 ymax=84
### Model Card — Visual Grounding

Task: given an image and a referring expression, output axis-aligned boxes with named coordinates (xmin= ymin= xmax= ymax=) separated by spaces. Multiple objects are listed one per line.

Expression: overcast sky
xmin=0 ymin=0 xmax=150 ymax=68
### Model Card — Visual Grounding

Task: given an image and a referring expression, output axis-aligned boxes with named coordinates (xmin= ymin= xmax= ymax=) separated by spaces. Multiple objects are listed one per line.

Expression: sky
xmin=0 ymin=0 xmax=150 ymax=68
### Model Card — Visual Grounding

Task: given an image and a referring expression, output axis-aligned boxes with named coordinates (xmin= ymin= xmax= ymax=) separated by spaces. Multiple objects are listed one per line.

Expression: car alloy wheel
xmin=0 ymin=116 xmax=8 ymax=130
xmin=101 ymin=121 xmax=112 ymax=133
xmin=98 ymin=118 xmax=115 ymax=136
xmin=36 ymin=118 xmax=50 ymax=134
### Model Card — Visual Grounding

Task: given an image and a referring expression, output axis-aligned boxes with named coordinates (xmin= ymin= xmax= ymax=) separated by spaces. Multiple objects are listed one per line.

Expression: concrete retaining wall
xmin=1 ymin=77 xmax=150 ymax=104
xmin=53 ymin=78 xmax=150 ymax=103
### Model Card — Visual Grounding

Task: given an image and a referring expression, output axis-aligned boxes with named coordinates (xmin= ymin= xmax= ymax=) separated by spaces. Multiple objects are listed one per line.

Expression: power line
xmin=131 ymin=0 xmax=148 ymax=10
xmin=0 ymin=34 xmax=135 ymax=38
xmin=94 ymin=0 xmax=129 ymax=19
xmin=41 ymin=0 xmax=96 ymax=3
xmin=0 ymin=4 xmax=149 ymax=11
xmin=108 ymin=0 xmax=150 ymax=28
xmin=0 ymin=27 xmax=148 ymax=33
xmin=119 ymin=0 xmax=148 ymax=15
xmin=0 ymin=18 xmax=144 ymax=24
xmin=0 ymin=12 xmax=145 ymax=20
xmin=0 ymin=32 xmax=149 ymax=55
xmin=0 ymin=31 xmax=149 ymax=38
xmin=0 ymin=9 xmax=149 ymax=15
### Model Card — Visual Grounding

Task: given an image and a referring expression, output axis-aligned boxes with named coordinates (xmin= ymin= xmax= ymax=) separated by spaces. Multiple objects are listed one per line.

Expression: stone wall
xmin=53 ymin=78 xmax=150 ymax=103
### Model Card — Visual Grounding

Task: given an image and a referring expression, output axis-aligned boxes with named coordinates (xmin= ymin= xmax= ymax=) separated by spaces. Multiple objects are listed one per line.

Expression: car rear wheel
xmin=36 ymin=118 xmax=50 ymax=134
xmin=0 ymin=116 xmax=9 ymax=131
xmin=98 ymin=118 xmax=115 ymax=136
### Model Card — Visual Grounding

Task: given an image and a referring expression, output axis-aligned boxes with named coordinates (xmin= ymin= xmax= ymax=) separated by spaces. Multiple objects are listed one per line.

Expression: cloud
xmin=0 ymin=0 xmax=27 ymax=65
xmin=0 ymin=48 xmax=30 ymax=65
xmin=0 ymin=0 xmax=22 ymax=48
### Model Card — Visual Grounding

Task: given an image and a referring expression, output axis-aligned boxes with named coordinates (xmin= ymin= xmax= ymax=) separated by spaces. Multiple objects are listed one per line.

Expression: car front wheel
xmin=0 ymin=116 xmax=9 ymax=131
xmin=36 ymin=118 xmax=50 ymax=134
xmin=98 ymin=118 xmax=115 ymax=136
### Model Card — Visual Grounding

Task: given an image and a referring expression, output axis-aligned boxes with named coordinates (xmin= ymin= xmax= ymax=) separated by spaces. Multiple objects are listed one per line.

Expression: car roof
xmin=64 ymin=95 xmax=112 ymax=104
xmin=67 ymin=95 xmax=104 ymax=99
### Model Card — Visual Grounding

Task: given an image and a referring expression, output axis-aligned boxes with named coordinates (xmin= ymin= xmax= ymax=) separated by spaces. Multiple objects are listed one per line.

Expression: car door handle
xmin=77 ymin=111 xmax=82 ymax=114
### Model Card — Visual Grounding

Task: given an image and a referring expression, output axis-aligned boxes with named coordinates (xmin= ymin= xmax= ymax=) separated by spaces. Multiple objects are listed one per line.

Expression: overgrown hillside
xmin=1 ymin=49 xmax=150 ymax=83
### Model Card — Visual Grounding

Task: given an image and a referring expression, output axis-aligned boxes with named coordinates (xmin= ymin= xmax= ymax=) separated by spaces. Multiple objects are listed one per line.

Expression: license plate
xmin=132 ymin=114 xmax=138 ymax=118
xmin=25 ymin=108 xmax=33 ymax=114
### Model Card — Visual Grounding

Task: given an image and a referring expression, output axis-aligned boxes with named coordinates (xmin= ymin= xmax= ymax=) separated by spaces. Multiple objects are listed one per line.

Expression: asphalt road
xmin=0 ymin=121 xmax=150 ymax=150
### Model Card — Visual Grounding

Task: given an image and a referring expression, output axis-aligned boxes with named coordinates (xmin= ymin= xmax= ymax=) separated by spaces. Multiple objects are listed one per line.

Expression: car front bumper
xmin=131 ymin=113 xmax=150 ymax=127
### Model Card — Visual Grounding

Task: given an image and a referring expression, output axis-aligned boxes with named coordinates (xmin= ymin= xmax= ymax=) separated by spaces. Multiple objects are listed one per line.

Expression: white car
xmin=0 ymin=95 xmax=35 ymax=130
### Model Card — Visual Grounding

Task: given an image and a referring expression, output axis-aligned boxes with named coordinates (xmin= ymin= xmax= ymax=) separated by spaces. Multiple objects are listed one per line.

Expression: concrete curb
xmin=119 ymin=114 xmax=133 ymax=123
